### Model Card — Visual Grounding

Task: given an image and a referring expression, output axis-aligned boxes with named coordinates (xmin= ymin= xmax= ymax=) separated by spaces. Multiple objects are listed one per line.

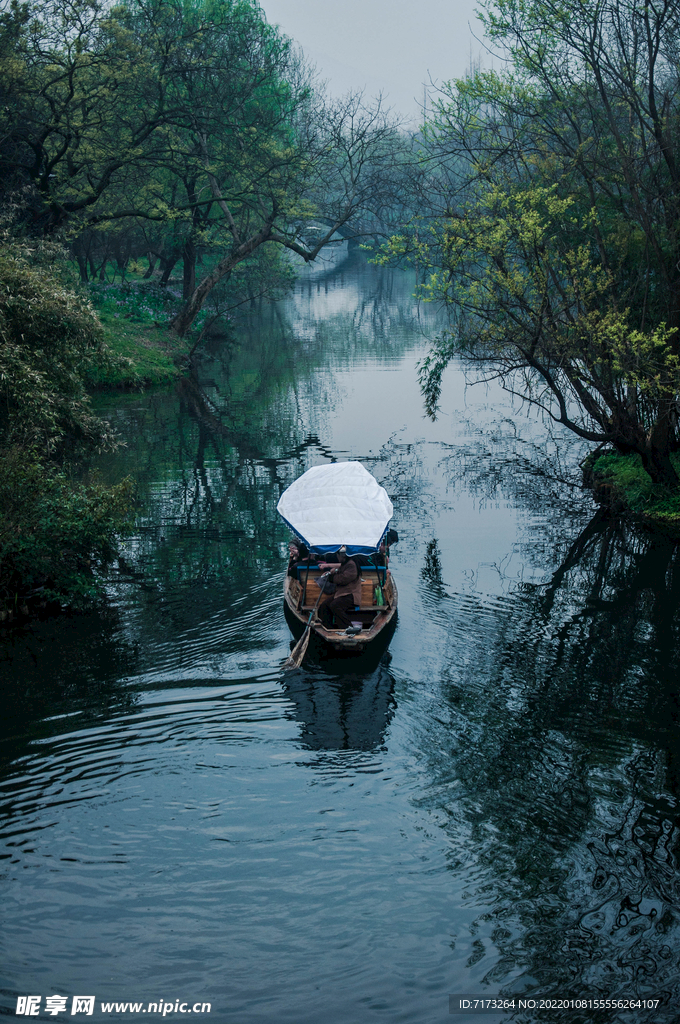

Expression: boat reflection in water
xmin=281 ymin=649 xmax=397 ymax=752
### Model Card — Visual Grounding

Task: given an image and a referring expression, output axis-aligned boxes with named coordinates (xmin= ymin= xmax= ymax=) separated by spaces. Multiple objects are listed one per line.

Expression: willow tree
xmin=396 ymin=0 xmax=680 ymax=487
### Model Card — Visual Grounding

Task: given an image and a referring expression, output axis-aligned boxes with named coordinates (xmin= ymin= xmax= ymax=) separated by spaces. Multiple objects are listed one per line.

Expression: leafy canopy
xmin=386 ymin=0 xmax=680 ymax=486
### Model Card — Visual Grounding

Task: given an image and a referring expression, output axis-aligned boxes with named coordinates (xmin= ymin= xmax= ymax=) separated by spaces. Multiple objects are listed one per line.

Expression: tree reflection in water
xmin=418 ymin=512 xmax=680 ymax=1016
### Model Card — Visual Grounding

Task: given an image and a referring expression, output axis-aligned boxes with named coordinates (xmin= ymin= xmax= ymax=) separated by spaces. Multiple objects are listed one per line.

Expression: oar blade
xmin=283 ymin=583 xmax=326 ymax=670
xmin=283 ymin=625 xmax=312 ymax=670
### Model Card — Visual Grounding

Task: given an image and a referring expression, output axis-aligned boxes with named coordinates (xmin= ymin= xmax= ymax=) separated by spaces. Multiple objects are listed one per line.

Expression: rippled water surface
xmin=2 ymin=257 xmax=680 ymax=1024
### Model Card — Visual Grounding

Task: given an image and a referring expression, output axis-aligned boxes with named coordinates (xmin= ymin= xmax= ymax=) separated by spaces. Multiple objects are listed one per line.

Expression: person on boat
xmin=353 ymin=528 xmax=399 ymax=569
xmin=381 ymin=528 xmax=399 ymax=565
xmin=287 ymin=540 xmax=311 ymax=578
xmin=317 ymin=546 xmax=362 ymax=630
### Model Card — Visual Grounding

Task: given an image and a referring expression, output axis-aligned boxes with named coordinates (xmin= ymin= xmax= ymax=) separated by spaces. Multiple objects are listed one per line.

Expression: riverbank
xmin=585 ymin=449 xmax=680 ymax=533
xmin=89 ymin=318 xmax=188 ymax=388
xmin=86 ymin=285 xmax=191 ymax=388
xmin=0 ymin=253 xmax=148 ymax=618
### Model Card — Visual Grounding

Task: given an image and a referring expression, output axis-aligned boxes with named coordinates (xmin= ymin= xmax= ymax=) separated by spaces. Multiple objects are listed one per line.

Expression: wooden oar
xmin=283 ymin=585 xmax=326 ymax=670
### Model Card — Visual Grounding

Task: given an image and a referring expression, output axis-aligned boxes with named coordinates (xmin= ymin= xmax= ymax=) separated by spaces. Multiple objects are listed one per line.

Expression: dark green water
xmin=2 ymin=257 xmax=680 ymax=1024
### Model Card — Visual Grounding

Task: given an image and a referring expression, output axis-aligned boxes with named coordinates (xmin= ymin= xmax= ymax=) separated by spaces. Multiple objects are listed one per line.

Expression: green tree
xmin=168 ymin=88 xmax=401 ymax=336
xmin=0 ymin=0 xmax=158 ymax=229
xmin=1 ymin=0 xmax=403 ymax=333
xmin=106 ymin=0 xmax=310 ymax=309
xmin=396 ymin=0 xmax=680 ymax=487
xmin=126 ymin=0 xmax=401 ymax=335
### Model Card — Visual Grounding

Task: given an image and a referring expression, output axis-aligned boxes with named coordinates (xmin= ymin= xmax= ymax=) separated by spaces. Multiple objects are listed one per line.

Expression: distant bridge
xmin=302 ymin=218 xmax=383 ymax=251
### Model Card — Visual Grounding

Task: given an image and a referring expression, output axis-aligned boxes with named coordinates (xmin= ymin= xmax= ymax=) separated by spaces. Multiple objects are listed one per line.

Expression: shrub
xmin=0 ymin=448 xmax=133 ymax=612
xmin=0 ymin=235 xmax=117 ymax=453
xmin=0 ymin=238 xmax=132 ymax=613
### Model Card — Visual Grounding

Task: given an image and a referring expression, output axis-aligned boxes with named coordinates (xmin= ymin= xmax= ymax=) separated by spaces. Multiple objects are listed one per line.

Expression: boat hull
xmin=283 ymin=568 xmax=398 ymax=654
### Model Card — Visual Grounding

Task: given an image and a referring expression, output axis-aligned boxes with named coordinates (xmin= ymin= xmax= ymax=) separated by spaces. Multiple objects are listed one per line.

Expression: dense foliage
xmin=0 ymin=237 xmax=114 ymax=452
xmin=385 ymin=0 xmax=680 ymax=487
xmin=0 ymin=0 xmax=402 ymax=335
xmin=0 ymin=448 xmax=132 ymax=613
xmin=0 ymin=238 xmax=132 ymax=614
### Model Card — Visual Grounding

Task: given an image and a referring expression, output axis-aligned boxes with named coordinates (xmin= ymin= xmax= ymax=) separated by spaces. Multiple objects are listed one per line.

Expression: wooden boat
xmin=278 ymin=461 xmax=397 ymax=658
xmin=284 ymin=565 xmax=398 ymax=653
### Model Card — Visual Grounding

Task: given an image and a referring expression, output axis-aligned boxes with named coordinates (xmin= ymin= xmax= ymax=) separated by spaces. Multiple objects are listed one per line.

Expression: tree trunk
xmin=75 ymin=253 xmax=88 ymax=283
xmin=169 ymin=224 xmax=273 ymax=336
xmin=641 ymin=411 xmax=680 ymax=487
xmin=159 ymin=255 xmax=178 ymax=287
xmin=641 ymin=446 xmax=680 ymax=487
xmin=182 ymin=239 xmax=196 ymax=300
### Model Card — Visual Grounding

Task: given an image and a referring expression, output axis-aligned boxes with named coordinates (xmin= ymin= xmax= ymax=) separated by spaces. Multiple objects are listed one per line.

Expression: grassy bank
xmin=85 ymin=283 xmax=192 ymax=388
xmin=586 ymin=450 xmax=680 ymax=532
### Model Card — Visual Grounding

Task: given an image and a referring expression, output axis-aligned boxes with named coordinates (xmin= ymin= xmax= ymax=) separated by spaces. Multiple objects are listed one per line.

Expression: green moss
xmin=588 ymin=450 xmax=680 ymax=528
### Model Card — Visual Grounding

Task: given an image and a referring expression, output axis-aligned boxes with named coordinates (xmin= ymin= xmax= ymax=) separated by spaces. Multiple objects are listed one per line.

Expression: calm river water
xmin=2 ymin=256 xmax=680 ymax=1024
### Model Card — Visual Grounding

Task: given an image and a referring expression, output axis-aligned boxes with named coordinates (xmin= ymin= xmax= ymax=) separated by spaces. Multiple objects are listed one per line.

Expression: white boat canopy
xmin=277 ymin=462 xmax=393 ymax=555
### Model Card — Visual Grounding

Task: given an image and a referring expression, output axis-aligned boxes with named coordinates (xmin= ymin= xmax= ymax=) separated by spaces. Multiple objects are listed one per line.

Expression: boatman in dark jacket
xmin=317 ymin=546 xmax=362 ymax=629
